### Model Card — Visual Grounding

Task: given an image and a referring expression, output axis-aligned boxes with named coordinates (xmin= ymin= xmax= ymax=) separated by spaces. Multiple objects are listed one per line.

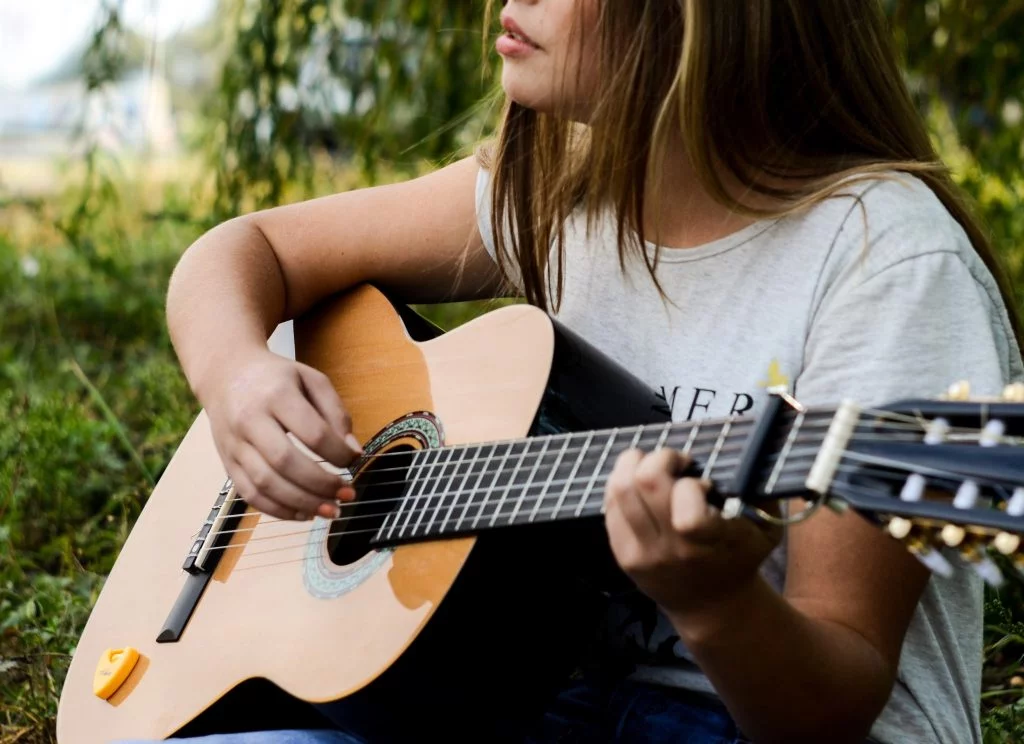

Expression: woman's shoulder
xmin=795 ymin=171 xmax=999 ymax=302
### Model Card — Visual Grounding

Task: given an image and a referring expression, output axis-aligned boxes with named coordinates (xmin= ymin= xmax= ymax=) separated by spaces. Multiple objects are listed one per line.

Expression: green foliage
xmin=0 ymin=220 xmax=201 ymax=740
xmin=209 ymin=0 xmax=496 ymax=217
xmin=888 ymin=0 xmax=1024 ymax=308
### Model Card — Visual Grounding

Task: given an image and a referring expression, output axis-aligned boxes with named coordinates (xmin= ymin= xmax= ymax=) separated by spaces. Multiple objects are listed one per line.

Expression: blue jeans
xmin=116 ymin=676 xmax=751 ymax=743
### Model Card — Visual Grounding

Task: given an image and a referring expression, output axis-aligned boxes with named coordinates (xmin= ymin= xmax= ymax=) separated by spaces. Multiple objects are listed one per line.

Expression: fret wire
xmin=702 ymin=419 xmax=732 ymax=479
xmin=766 ymin=411 xmax=805 ymax=494
xmin=475 ymin=441 xmax=528 ymax=530
xmin=413 ymin=446 xmax=457 ymax=537
xmin=627 ymin=424 xmax=645 ymax=449
xmin=381 ymin=419 xmax=763 ymax=490
xmin=410 ymin=426 xmax=825 ymax=535
xmin=417 ymin=446 xmax=462 ymax=537
xmin=483 ymin=442 xmax=519 ymax=528
xmin=393 ymin=448 xmax=437 ymax=539
xmin=461 ymin=442 xmax=497 ymax=529
xmin=224 ymin=454 xmax=823 ymax=552
xmin=439 ymin=444 xmax=481 ymax=534
xmin=551 ymin=431 xmax=594 ymax=521
xmin=682 ymin=420 xmax=702 ymax=455
xmin=456 ymin=443 xmax=498 ymax=530
xmin=393 ymin=457 xmax=818 ymax=537
xmin=510 ymin=437 xmax=551 ymax=525
xmin=654 ymin=420 xmax=673 ymax=450
xmin=575 ymin=427 xmax=618 ymax=518
xmin=530 ymin=434 xmax=574 ymax=523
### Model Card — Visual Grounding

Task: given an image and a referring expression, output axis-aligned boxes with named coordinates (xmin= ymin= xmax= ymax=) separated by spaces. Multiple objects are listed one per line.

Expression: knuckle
xmin=308 ymin=422 xmax=332 ymax=450
xmin=618 ymin=543 xmax=649 ymax=573
xmin=606 ymin=470 xmax=633 ymax=499
xmin=635 ymin=462 xmax=664 ymax=490
xmin=267 ymin=445 xmax=293 ymax=472
xmin=251 ymin=465 xmax=275 ymax=491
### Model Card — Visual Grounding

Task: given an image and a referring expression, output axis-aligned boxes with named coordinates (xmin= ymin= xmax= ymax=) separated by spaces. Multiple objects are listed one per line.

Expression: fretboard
xmin=373 ymin=411 xmax=824 ymax=546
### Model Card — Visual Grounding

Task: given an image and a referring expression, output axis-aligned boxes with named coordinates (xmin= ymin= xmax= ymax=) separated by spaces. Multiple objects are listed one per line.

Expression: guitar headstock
xmin=818 ymin=381 xmax=1024 ymax=587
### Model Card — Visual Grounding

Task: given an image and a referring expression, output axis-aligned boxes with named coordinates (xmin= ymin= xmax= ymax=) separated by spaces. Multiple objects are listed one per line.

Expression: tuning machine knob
xmin=885 ymin=517 xmax=954 ymax=578
xmin=1002 ymin=382 xmax=1024 ymax=402
xmin=944 ymin=380 xmax=971 ymax=401
xmin=992 ymin=488 xmax=1024 ymax=577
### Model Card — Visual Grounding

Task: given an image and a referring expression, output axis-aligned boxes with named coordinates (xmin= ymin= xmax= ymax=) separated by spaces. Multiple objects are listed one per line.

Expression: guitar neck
xmin=371 ymin=409 xmax=827 ymax=547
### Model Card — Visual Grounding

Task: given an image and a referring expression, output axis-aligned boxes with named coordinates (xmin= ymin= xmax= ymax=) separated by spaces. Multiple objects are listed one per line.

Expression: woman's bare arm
xmin=167 ymin=155 xmax=498 ymax=401
xmin=165 ymin=155 xmax=502 ymax=520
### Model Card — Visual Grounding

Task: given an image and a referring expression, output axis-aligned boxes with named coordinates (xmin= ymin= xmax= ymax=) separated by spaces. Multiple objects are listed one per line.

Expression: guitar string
xmin=209 ymin=438 xmax=823 ymax=520
xmin=313 ymin=411 xmax=989 ymax=471
xmin=182 ymin=413 xmax=1023 ymax=563
xmin=225 ymin=468 xmax=1005 ymax=574
xmin=197 ymin=416 xmax=1021 ymax=545
xmin=254 ymin=411 xmax=1011 ymax=485
xmin=213 ymin=426 xmax=781 ymax=510
xmin=209 ymin=462 xmax=925 ymax=561
xmin=221 ymin=473 xmax=819 ymax=565
xmin=210 ymin=404 xmax=986 ymax=508
xmin=194 ymin=449 xmax=992 ymax=560
xmin=257 ymin=405 xmax=981 ymax=476
xmin=209 ymin=418 xmax=1010 ymax=515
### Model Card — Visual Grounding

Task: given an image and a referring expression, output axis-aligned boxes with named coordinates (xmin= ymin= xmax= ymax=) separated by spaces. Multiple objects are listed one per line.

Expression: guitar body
xmin=57 ymin=286 xmax=669 ymax=743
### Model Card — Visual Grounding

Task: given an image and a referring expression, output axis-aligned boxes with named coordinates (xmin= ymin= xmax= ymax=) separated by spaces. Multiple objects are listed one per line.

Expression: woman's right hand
xmin=198 ymin=350 xmax=363 ymax=521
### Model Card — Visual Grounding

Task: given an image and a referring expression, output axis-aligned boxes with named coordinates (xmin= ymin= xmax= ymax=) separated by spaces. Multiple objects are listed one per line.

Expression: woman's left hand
xmin=604 ymin=447 xmax=783 ymax=622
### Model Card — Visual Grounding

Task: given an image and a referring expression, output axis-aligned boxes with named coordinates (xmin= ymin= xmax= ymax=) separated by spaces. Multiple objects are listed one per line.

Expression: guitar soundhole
xmin=327 ymin=444 xmax=415 ymax=566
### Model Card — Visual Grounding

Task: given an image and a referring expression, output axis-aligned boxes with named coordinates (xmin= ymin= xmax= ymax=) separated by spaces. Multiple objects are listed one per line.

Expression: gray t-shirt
xmin=476 ymin=167 xmax=1024 ymax=743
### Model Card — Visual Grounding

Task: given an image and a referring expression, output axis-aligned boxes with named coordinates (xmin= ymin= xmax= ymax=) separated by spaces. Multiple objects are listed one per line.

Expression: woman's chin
xmin=500 ymin=73 xmax=553 ymax=113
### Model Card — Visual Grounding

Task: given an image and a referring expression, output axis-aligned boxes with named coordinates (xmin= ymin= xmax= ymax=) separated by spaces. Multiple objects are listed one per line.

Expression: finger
xmin=272 ymin=386 xmax=359 ymax=468
xmin=247 ymin=414 xmax=348 ymax=499
xmin=604 ymin=448 xmax=645 ymax=506
xmin=669 ymin=478 xmax=724 ymax=544
xmin=296 ymin=365 xmax=362 ymax=459
xmin=603 ymin=490 xmax=648 ymax=571
xmin=229 ymin=464 xmax=303 ymax=521
xmin=634 ymin=448 xmax=690 ymax=500
xmin=631 ymin=448 xmax=691 ymax=526
xmin=235 ymin=441 xmax=341 ymax=520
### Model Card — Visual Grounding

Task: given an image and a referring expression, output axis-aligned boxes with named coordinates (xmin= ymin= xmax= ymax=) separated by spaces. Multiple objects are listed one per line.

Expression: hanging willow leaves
xmin=208 ymin=0 xmax=498 ymax=218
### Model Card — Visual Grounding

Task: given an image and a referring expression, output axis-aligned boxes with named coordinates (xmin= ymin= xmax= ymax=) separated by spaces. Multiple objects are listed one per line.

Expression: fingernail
xmin=319 ymin=502 xmax=341 ymax=519
xmin=345 ymin=433 xmax=363 ymax=454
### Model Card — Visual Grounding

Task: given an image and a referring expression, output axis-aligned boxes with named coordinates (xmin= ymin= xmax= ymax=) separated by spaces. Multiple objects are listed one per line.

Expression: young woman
xmin=154 ymin=1 xmax=1023 ymax=742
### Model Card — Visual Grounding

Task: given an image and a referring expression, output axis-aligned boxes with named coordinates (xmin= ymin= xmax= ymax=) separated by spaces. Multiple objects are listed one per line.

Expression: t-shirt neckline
xmin=641 ymin=217 xmax=780 ymax=264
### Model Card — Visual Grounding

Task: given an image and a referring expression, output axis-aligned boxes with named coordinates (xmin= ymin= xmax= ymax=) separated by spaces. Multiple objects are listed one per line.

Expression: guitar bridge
xmin=158 ymin=477 xmax=248 ymax=643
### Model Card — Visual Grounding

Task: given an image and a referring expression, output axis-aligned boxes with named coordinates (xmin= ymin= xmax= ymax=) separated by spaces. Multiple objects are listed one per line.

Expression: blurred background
xmin=1 ymin=1 xmax=1024 ymax=741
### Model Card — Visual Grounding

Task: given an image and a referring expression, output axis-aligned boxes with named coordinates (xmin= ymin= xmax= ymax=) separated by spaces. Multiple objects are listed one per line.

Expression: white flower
xmin=1003 ymin=99 xmax=1023 ymax=127
xmin=20 ymin=255 xmax=40 ymax=278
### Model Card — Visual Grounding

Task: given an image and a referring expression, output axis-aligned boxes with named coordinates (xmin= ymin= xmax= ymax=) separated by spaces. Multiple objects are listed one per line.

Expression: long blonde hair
xmin=482 ymin=0 xmax=1021 ymax=342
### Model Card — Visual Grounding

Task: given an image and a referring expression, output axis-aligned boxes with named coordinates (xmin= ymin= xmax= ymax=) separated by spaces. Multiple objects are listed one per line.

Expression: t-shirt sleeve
xmin=475 ymin=165 xmax=497 ymax=260
xmin=475 ymin=165 xmax=524 ymax=290
xmin=794 ymin=248 xmax=1022 ymax=410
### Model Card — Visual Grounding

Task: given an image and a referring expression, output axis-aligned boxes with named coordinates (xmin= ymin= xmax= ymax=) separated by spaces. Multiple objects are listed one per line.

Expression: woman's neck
xmin=643 ymin=134 xmax=758 ymax=249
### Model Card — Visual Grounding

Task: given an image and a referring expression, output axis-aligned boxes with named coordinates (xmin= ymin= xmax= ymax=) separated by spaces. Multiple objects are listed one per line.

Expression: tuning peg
xmin=1003 ymin=382 xmax=1024 ymax=402
xmin=944 ymin=380 xmax=971 ymax=401
xmin=993 ymin=531 xmax=1020 ymax=555
xmin=885 ymin=517 xmax=954 ymax=578
xmin=958 ymin=540 xmax=1006 ymax=587
xmin=940 ymin=481 xmax=980 ymax=548
xmin=980 ymin=420 xmax=1006 ymax=447
xmin=993 ymin=487 xmax=1024 ymax=568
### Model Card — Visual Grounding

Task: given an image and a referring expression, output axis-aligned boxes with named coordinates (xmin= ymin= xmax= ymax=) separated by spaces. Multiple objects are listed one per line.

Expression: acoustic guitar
xmin=57 ymin=284 xmax=1024 ymax=742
